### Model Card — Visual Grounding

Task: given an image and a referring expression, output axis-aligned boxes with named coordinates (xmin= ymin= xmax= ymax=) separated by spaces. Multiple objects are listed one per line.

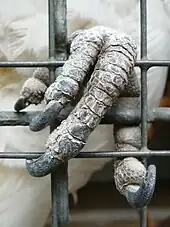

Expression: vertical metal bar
xmin=140 ymin=0 xmax=148 ymax=227
xmin=49 ymin=0 xmax=56 ymax=64
xmin=140 ymin=0 xmax=148 ymax=147
xmin=48 ymin=0 xmax=68 ymax=226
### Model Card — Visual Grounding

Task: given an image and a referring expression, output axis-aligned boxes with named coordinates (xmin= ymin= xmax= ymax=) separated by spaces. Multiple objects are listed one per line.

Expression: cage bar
xmin=139 ymin=0 xmax=148 ymax=226
xmin=48 ymin=0 xmax=69 ymax=226
xmin=1 ymin=60 xmax=170 ymax=68
xmin=2 ymin=107 xmax=170 ymax=126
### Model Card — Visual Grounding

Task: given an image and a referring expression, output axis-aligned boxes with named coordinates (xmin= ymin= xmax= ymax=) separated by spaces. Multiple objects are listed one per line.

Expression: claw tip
xmin=14 ymin=98 xmax=28 ymax=112
xmin=26 ymin=152 xmax=62 ymax=177
xmin=125 ymin=164 xmax=156 ymax=208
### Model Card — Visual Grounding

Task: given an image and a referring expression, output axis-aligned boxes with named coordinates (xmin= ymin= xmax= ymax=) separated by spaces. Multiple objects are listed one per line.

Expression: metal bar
xmin=140 ymin=0 xmax=148 ymax=226
xmin=48 ymin=0 xmax=68 ymax=227
xmin=51 ymin=163 xmax=68 ymax=227
xmin=1 ymin=60 xmax=170 ymax=68
xmin=1 ymin=150 xmax=170 ymax=159
xmin=140 ymin=0 xmax=148 ymax=148
xmin=48 ymin=0 xmax=59 ymax=225
xmin=2 ymin=107 xmax=170 ymax=126
xmin=0 ymin=61 xmax=64 ymax=68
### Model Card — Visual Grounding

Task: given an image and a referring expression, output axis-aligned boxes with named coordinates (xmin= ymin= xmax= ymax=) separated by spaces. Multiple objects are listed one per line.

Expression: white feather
xmin=0 ymin=0 xmax=170 ymax=226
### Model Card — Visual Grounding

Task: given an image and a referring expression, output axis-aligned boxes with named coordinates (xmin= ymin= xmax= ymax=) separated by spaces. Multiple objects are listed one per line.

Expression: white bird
xmin=0 ymin=0 xmax=170 ymax=226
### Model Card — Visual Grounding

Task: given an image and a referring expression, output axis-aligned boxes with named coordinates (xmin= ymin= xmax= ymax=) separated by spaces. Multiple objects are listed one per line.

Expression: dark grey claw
xmin=125 ymin=165 xmax=156 ymax=208
xmin=14 ymin=97 xmax=30 ymax=112
xmin=29 ymin=101 xmax=63 ymax=131
xmin=26 ymin=151 xmax=62 ymax=177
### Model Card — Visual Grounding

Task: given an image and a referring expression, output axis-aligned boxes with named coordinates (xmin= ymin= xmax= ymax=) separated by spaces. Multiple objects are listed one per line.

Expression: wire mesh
xmin=0 ymin=0 xmax=170 ymax=226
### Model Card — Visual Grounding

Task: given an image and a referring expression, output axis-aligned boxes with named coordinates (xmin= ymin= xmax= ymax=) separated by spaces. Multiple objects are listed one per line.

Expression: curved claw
xmin=14 ymin=97 xmax=30 ymax=112
xmin=26 ymin=151 xmax=62 ymax=177
xmin=125 ymin=165 xmax=156 ymax=209
xmin=29 ymin=101 xmax=63 ymax=131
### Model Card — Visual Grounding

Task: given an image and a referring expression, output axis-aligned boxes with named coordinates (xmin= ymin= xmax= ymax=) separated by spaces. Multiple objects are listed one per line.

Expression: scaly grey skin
xmin=14 ymin=67 xmax=50 ymax=111
xmin=14 ymin=26 xmax=156 ymax=208
xmin=113 ymin=96 xmax=156 ymax=209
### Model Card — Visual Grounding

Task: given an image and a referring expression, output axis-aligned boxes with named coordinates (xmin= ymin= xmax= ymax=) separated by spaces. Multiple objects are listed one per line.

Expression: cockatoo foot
xmin=14 ymin=25 xmax=156 ymax=208
xmin=25 ymin=25 xmax=137 ymax=176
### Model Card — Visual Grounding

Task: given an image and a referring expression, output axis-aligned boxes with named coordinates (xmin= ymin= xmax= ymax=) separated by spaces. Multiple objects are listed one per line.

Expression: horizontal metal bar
xmin=0 ymin=60 xmax=170 ymax=68
xmin=135 ymin=60 xmax=170 ymax=68
xmin=0 ymin=150 xmax=170 ymax=159
xmin=0 ymin=61 xmax=64 ymax=68
xmin=1 ymin=107 xmax=170 ymax=126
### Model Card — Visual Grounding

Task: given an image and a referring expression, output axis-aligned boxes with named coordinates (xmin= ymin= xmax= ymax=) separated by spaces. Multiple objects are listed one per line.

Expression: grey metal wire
xmin=48 ymin=0 xmax=68 ymax=226
xmin=139 ymin=0 xmax=148 ymax=226
xmin=0 ymin=0 xmax=169 ymax=226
